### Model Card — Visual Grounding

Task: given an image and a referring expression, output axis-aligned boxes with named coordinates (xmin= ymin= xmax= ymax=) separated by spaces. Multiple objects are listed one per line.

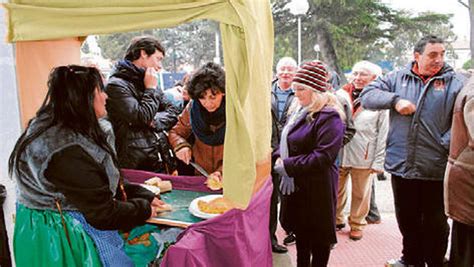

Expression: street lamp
xmin=286 ymin=0 xmax=309 ymax=65
xmin=214 ymin=31 xmax=221 ymax=65
xmin=313 ymin=44 xmax=320 ymax=60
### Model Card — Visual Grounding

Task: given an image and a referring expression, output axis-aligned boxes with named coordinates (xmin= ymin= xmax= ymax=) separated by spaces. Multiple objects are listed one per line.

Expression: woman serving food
xmin=168 ymin=62 xmax=226 ymax=188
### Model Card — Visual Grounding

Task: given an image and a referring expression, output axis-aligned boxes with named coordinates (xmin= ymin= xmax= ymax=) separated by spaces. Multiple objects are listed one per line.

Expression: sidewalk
xmin=273 ymin=174 xmax=402 ymax=266
xmin=273 ymin=212 xmax=402 ymax=267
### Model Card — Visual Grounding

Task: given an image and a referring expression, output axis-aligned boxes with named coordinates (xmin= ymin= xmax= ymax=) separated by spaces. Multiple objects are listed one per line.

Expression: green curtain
xmin=4 ymin=0 xmax=274 ymax=208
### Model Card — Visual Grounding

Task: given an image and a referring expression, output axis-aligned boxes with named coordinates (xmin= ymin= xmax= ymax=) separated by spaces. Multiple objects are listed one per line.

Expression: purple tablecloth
xmin=121 ymin=169 xmax=272 ymax=267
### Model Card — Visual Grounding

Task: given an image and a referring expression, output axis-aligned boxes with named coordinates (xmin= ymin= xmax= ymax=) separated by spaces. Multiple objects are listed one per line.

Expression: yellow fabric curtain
xmin=4 ymin=0 xmax=274 ymax=208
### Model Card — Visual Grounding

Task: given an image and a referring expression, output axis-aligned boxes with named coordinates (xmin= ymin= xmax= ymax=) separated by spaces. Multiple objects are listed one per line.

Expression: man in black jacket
xmin=105 ymin=36 xmax=180 ymax=173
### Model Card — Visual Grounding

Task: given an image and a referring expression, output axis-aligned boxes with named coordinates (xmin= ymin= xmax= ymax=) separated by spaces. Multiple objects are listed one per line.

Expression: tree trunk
xmin=313 ymin=20 xmax=348 ymax=84
xmin=470 ymin=0 xmax=474 ymax=68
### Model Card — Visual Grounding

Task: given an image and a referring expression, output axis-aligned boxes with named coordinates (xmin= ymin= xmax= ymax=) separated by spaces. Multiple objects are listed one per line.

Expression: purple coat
xmin=276 ymin=107 xmax=344 ymax=245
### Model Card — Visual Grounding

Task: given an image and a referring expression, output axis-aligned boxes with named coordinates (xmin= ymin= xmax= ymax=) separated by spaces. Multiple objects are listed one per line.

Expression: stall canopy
xmin=4 ymin=0 xmax=274 ymax=208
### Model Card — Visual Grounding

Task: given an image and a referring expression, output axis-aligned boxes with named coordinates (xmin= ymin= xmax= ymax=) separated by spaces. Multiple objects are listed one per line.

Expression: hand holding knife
xmin=190 ymin=161 xmax=209 ymax=177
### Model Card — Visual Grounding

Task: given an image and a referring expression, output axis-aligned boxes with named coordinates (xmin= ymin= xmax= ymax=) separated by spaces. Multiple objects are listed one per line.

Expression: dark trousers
xmin=270 ymin=171 xmax=280 ymax=245
xmin=366 ymin=179 xmax=381 ymax=221
xmin=449 ymin=220 xmax=474 ymax=267
xmin=391 ymin=175 xmax=449 ymax=266
xmin=295 ymin=235 xmax=330 ymax=267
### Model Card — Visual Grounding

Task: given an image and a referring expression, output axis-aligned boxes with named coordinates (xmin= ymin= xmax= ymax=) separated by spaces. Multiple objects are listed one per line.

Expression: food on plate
xmin=144 ymin=177 xmax=172 ymax=193
xmin=205 ymin=175 xmax=223 ymax=191
xmin=197 ymin=197 xmax=231 ymax=214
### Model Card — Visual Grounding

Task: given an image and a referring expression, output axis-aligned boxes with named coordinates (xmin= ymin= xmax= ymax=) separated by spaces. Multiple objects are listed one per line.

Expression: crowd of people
xmin=8 ymin=33 xmax=474 ymax=267
xmin=269 ymin=35 xmax=472 ymax=267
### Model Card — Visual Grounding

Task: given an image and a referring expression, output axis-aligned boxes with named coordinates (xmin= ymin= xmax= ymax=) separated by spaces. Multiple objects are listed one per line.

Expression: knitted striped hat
xmin=293 ymin=60 xmax=329 ymax=92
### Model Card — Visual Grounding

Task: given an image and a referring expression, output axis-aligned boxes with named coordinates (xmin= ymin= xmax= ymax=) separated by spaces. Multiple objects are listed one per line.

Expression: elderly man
xmin=270 ymin=56 xmax=298 ymax=253
xmin=361 ymin=35 xmax=466 ymax=266
xmin=335 ymin=61 xmax=388 ymax=241
xmin=444 ymin=74 xmax=474 ymax=267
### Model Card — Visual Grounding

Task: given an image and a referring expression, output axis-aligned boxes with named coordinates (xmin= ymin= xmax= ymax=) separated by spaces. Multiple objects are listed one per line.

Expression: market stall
xmin=123 ymin=169 xmax=272 ymax=266
xmin=3 ymin=1 xmax=274 ymax=265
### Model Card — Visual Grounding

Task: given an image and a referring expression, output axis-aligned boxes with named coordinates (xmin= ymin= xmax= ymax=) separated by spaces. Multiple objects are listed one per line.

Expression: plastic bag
xmin=122 ymin=224 xmax=160 ymax=267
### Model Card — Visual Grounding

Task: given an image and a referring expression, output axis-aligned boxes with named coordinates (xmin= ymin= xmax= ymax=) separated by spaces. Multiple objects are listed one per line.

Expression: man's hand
xmin=395 ymin=99 xmax=416 ymax=115
xmin=371 ymin=169 xmax=383 ymax=174
xmin=144 ymin=67 xmax=158 ymax=89
xmin=176 ymin=147 xmax=192 ymax=164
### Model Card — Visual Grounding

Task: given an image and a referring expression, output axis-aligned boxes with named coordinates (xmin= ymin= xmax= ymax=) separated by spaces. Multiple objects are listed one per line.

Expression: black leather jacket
xmin=105 ymin=60 xmax=180 ymax=173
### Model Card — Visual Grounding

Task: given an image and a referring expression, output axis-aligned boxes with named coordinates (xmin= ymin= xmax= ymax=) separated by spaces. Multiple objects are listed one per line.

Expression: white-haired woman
xmin=335 ymin=60 xmax=389 ymax=241
xmin=273 ymin=61 xmax=345 ymax=266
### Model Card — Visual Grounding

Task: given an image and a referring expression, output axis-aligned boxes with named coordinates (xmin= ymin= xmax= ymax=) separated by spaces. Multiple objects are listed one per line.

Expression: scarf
xmin=190 ymin=98 xmax=226 ymax=146
xmin=279 ymin=105 xmax=308 ymax=160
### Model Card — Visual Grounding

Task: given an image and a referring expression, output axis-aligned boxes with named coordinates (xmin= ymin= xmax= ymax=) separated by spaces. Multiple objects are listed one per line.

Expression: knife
xmin=189 ymin=162 xmax=209 ymax=177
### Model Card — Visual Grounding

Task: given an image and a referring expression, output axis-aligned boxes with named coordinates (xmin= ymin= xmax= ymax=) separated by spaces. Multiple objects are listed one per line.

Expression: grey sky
xmin=382 ymin=0 xmax=470 ymax=38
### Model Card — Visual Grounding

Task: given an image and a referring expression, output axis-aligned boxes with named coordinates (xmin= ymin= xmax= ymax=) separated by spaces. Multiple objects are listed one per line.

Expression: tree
xmin=96 ymin=20 xmax=220 ymax=72
xmin=367 ymin=11 xmax=456 ymax=68
xmin=81 ymin=40 xmax=90 ymax=54
xmin=458 ymin=0 xmax=473 ymax=68
xmin=273 ymin=0 xmax=456 ymax=81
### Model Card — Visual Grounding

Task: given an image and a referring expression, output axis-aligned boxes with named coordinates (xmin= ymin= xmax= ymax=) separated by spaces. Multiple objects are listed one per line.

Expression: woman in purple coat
xmin=274 ymin=60 xmax=345 ymax=266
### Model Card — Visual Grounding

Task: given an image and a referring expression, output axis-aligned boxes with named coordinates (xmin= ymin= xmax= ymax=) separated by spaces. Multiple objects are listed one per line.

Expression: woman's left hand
xmin=280 ymin=176 xmax=295 ymax=195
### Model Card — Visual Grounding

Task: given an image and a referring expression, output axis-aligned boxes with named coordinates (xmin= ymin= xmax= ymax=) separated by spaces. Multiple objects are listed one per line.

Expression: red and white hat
xmin=293 ymin=60 xmax=329 ymax=92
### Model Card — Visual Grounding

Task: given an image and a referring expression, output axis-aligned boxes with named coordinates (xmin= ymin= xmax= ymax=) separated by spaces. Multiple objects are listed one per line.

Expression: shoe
xmin=336 ymin=223 xmax=345 ymax=231
xmin=349 ymin=229 xmax=363 ymax=240
xmin=283 ymin=233 xmax=296 ymax=245
xmin=366 ymin=218 xmax=382 ymax=224
xmin=377 ymin=173 xmax=388 ymax=181
xmin=272 ymin=243 xmax=288 ymax=253
xmin=385 ymin=259 xmax=407 ymax=267
xmin=385 ymin=258 xmax=424 ymax=267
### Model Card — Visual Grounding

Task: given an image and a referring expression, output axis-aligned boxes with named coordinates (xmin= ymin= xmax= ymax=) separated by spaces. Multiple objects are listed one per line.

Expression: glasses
xmin=352 ymin=71 xmax=371 ymax=77
xmin=278 ymin=66 xmax=296 ymax=74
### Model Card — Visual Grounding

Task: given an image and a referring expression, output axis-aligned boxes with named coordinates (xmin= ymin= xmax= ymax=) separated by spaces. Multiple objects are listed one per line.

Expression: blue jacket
xmin=361 ymin=62 xmax=466 ymax=180
xmin=271 ymin=80 xmax=295 ymax=150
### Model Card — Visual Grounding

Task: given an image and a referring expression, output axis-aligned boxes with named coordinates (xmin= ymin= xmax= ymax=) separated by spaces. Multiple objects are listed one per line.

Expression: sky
xmin=382 ymin=0 xmax=470 ymax=39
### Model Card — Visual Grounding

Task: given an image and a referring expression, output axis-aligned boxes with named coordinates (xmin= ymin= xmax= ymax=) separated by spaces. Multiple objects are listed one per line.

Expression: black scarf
xmin=190 ymin=98 xmax=226 ymax=146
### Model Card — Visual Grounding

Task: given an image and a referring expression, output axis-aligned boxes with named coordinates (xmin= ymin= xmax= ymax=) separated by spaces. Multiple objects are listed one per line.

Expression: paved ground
xmin=273 ymin=173 xmax=403 ymax=267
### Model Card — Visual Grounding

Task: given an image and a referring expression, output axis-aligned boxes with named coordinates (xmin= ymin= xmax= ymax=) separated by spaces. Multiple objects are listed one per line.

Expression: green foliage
xmin=273 ymin=0 xmax=456 ymax=72
xmin=96 ymin=20 xmax=220 ymax=72
xmin=81 ymin=41 xmax=90 ymax=54
xmin=463 ymin=59 xmax=472 ymax=69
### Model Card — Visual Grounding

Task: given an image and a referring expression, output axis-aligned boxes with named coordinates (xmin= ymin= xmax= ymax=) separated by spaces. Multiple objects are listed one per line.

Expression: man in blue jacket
xmin=361 ymin=35 xmax=466 ymax=267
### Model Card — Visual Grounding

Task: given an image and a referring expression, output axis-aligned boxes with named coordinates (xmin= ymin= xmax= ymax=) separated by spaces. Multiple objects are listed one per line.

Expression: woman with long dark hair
xmin=9 ymin=65 xmax=166 ymax=266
